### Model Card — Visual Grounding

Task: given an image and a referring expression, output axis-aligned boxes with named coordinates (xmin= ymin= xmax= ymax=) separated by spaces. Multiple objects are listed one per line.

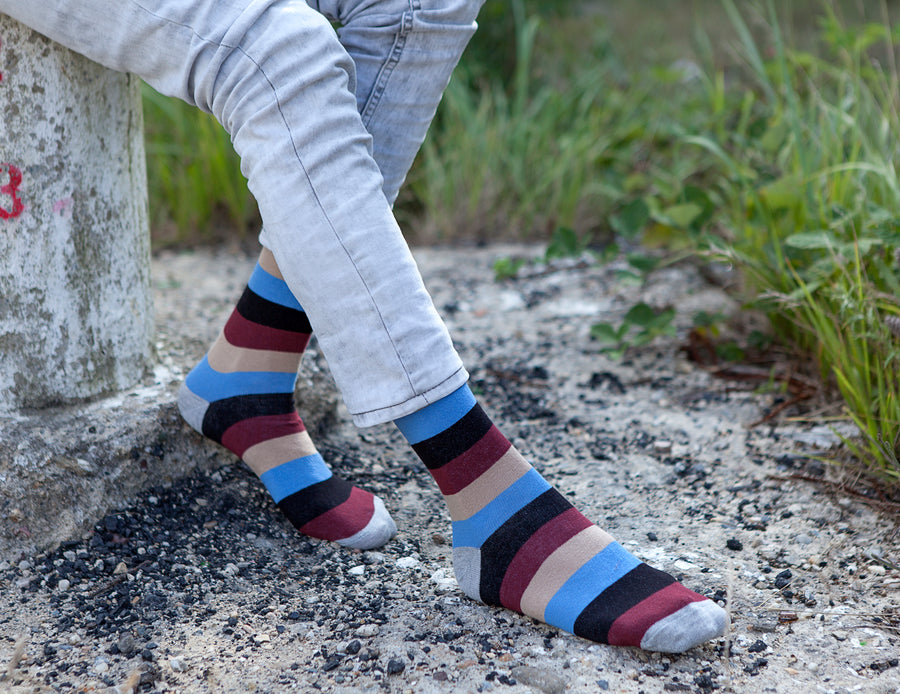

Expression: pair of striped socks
xmin=178 ymin=255 xmax=727 ymax=652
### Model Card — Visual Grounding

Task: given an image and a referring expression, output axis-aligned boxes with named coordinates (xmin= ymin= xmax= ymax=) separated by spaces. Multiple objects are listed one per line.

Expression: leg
xmin=395 ymin=386 xmax=729 ymax=652
xmin=178 ymin=249 xmax=396 ymax=548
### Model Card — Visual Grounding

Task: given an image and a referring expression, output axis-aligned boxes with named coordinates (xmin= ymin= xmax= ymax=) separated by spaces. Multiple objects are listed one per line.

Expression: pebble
xmin=169 ymin=656 xmax=188 ymax=673
xmin=118 ymin=633 xmax=136 ymax=654
xmin=396 ymin=557 xmax=420 ymax=569
xmin=511 ymin=666 xmax=566 ymax=694
xmin=348 ymin=565 xmax=365 ymax=576
xmin=726 ymin=538 xmax=743 ymax=551
xmin=113 ymin=562 xmax=128 ymax=575
xmin=386 ymin=658 xmax=405 ymax=675
xmin=57 ymin=579 xmax=71 ymax=591
xmin=354 ymin=624 xmax=379 ymax=638
xmin=93 ymin=655 xmax=109 ymax=670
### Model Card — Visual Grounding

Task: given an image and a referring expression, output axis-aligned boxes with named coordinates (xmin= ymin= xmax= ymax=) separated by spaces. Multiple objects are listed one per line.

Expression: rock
xmin=348 ymin=565 xmax=365 ymax=576
xmin=396 ymin=557 xmax=419 ymax=569
xmin=57 ymin=579 xmax=71 ymax=591
xmin=774 ymin=569 xmax=792 ymax=589
xmin=113 ymin=562 xmax=128 ymax=575
xmin=117 ymin=632 xmax=136 ymax=654
xmin=511 ymin=665 xmax=566 ymax=694
xmin=726 ymin=538 xmax=743 ymax=551
xmin=386 ymin=659 xmax=405 ymax=675
xmin=169 ymin=656 xmax=188 ymax=673
xmin=354 ymin=624 xmax=379 ymax=638
xmin=93 ymin=656 xmax=109 ymax=674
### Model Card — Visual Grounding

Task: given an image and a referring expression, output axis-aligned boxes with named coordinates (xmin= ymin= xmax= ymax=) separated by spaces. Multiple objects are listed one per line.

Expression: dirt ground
xmin=1 ymin=244 xmax=898 ymax=694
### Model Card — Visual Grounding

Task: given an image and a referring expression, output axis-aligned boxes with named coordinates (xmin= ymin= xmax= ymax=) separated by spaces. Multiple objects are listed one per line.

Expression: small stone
xmin=354 ymin=624 xmax=379 ymax=638
xmin=511 ymin=665 xmax=567 ymax=694
xmin=832 ymin=630 xmax=848 ymax=642
xmin=169 ymin=656 xmax=188 ymax=673
xmin=652 ymin=440 xmax=673 ymax=455
xmin=348 ymin=565 xmax=365 ymax=576
xmin=8 ymin=508 xmax=25 ymax=522
xmin=346 ymin=640 xmax=361 ymax=655
xmin=386 ymin=659 xmax=405 ymax=675
xmin=396 ymin=557 xmax=419 ymax=569
xmin=57 ymin=579 xmax=71 ymax=591
xmin=747 ymin=639 xmax=767 ymax=653
xmin=432 ymin=533 xmax=447 ymax=545
xmin=597 ymin=680 xmax=609 ymax=690
xmin=117 ymin=633 xmax=135 ymax=654
xmin=726 ymin=538 xmax=743 ymax=551
xmin=93 ymin=656 xmax=109 ymax=674
xmin=63 ymin=551 xmax=77 ymax=562
xmin=113 ymin=562 xmax=128 ymax=575
xmin=646 ymin=532 xmax=658 ymax=542
xmin=774 ymin=569 xmax=792 ymax=589
xmin=432 ymin=671 xmax=448 ymax=681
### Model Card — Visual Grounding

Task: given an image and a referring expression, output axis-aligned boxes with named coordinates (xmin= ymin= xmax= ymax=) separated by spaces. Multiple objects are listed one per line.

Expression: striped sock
xmin=395 ymin=385 xmax=728 ymax=652
xmin=178 ymin=255 xmax=396 ymax=550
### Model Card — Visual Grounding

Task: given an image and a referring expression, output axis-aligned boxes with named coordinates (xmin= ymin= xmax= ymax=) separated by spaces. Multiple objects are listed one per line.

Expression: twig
xmin=88 ymin=560 xmax=151 ymax=598
xmin=1 ymin=635 xmax=26 ymax=682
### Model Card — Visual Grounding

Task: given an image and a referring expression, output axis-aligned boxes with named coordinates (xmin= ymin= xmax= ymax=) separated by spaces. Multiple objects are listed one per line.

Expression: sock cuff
xmin=248 ymin=262 xmax=304 ymax=311
xmin=394 ymin=384 xmax=477 ymax=444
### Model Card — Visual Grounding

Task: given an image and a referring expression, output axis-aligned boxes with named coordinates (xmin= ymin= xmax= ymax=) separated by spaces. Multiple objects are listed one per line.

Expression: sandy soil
xmin=1 ymin=244 xmax=898 ymax=694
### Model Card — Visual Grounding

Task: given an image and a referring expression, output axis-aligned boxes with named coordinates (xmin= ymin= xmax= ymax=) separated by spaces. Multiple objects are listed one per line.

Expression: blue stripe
xmin=542 ymin=542 xmax=640 ymax=633
xmin=394 ymin=384 xmax=477 ymax=444
xmin=248 ymin=263 xmax=303 ymax=310
xmin=184 ymin=357 xmax=296 ymax=401
xmin=451 ymin=468 xmax=550 ymax=548
xmin=259 ymin=454 xmax=332 ymax=503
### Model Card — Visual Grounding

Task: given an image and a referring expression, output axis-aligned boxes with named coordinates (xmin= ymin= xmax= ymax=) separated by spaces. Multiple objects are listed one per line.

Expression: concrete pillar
xmin=0 ymin=16 xmax=153 ymax=411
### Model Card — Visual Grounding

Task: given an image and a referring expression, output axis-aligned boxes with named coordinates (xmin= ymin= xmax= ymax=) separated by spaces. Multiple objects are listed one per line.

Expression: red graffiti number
xmin=0 ymin=164 xmax=24 ymax=219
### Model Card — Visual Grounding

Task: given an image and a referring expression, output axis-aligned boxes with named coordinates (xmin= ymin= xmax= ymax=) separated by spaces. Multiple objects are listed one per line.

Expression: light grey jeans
xmin=0 ymin=0 xmax=482 ymax=426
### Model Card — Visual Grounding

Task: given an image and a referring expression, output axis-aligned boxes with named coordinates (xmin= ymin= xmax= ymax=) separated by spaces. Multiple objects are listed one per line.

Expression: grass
xmin=140 ymin=0 xmax=900 ymax=486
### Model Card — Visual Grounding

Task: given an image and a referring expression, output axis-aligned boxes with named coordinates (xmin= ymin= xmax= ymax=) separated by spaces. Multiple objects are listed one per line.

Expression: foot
xmin=179 ymin=253 xmax=396 ymax=549
xmin=396 ymin=385 xmax=728 ymax=652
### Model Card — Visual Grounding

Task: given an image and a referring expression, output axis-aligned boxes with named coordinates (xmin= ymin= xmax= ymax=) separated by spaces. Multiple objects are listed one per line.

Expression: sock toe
xmin=335 ymin=495 xmax=397 ymax=550
xmin=639 ymin=599 xmax=729 ymax=653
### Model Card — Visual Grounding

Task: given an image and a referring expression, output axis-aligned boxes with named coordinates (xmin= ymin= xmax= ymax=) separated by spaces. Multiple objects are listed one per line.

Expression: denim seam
xmin=360 ymin=0 xmax=420 ymax=128
xmin=132 ymin=0 xmax=420 ymax=399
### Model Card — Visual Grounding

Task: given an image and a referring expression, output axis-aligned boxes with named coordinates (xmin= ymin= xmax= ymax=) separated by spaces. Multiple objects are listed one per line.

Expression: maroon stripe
xmin=430 ymin=426 xmax=511 ymax=496
xmin=498 ymin=508 xmax=593 ymax=613
xmin=607 ymin=583 xmax=707 ymax=647
xmin=300 ymin=486 xmax=374 ymax=540
xmin=224 ymin=311 xmax=310 ymax=353
xmin=221 ymin=412 xmax=305 ymax=458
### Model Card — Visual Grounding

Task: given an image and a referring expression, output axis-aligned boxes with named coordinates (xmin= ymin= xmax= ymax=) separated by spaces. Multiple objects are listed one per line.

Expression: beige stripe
xmin=243 ymin=431 xmax=318 ymax=475
xmin=519 ymin=525 xmax=615 ymax=622
xmin=444 ymin=447 xmax=532 ymax=521
xmin=208 ymin=333 xmax=301 ymax=374
xmin=259 ymin=249 xmax=284 ymax=278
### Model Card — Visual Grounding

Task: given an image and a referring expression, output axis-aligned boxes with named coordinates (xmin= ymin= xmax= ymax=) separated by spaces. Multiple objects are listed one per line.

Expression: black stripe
xmin=277 ymin=476 xmax=353 ymax=529
xmin=237 ymin=286 xmax=312 ymax=333
xmin=201 ymin=393 xmax=295 ymax=442
xmin=411 ymin=403 xmax=491 ymax=470
xmin=572 ymin=563 xmax=676 ymax=644
xmin=479 ymin=488 xmax=573 ymax=606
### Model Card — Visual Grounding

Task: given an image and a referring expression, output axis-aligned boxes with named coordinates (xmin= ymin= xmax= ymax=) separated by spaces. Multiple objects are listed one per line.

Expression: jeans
xmin=0 ymin=0 xmax=482 ymax=426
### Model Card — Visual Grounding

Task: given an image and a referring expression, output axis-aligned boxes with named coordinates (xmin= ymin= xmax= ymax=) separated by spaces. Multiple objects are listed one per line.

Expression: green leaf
xmin=590 ymin=322 xmax=622 ymax=344
xmin=785 ymin=231 xmax=835 ymax=250
xmin=610 ymin=198 xmax=650 ymax=239
xmin=626 ymin=253 xmax=659 ymax=274
xmin=623 ymin=302 xmax=659 ymax=328
xmin=657 ymin=202 xmax=703 ymax=229
xmin=759 ymin=175 xmax=805 ymax=211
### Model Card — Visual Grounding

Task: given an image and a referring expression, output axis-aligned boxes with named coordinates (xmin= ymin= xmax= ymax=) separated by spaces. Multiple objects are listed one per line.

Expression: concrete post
xmin=0 ymin=16 xmax=153 ymax=411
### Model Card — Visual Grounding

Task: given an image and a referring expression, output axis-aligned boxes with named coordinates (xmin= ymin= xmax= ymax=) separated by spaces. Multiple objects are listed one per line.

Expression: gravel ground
xmin=1 ymin=244 xmax=899 ymax=694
